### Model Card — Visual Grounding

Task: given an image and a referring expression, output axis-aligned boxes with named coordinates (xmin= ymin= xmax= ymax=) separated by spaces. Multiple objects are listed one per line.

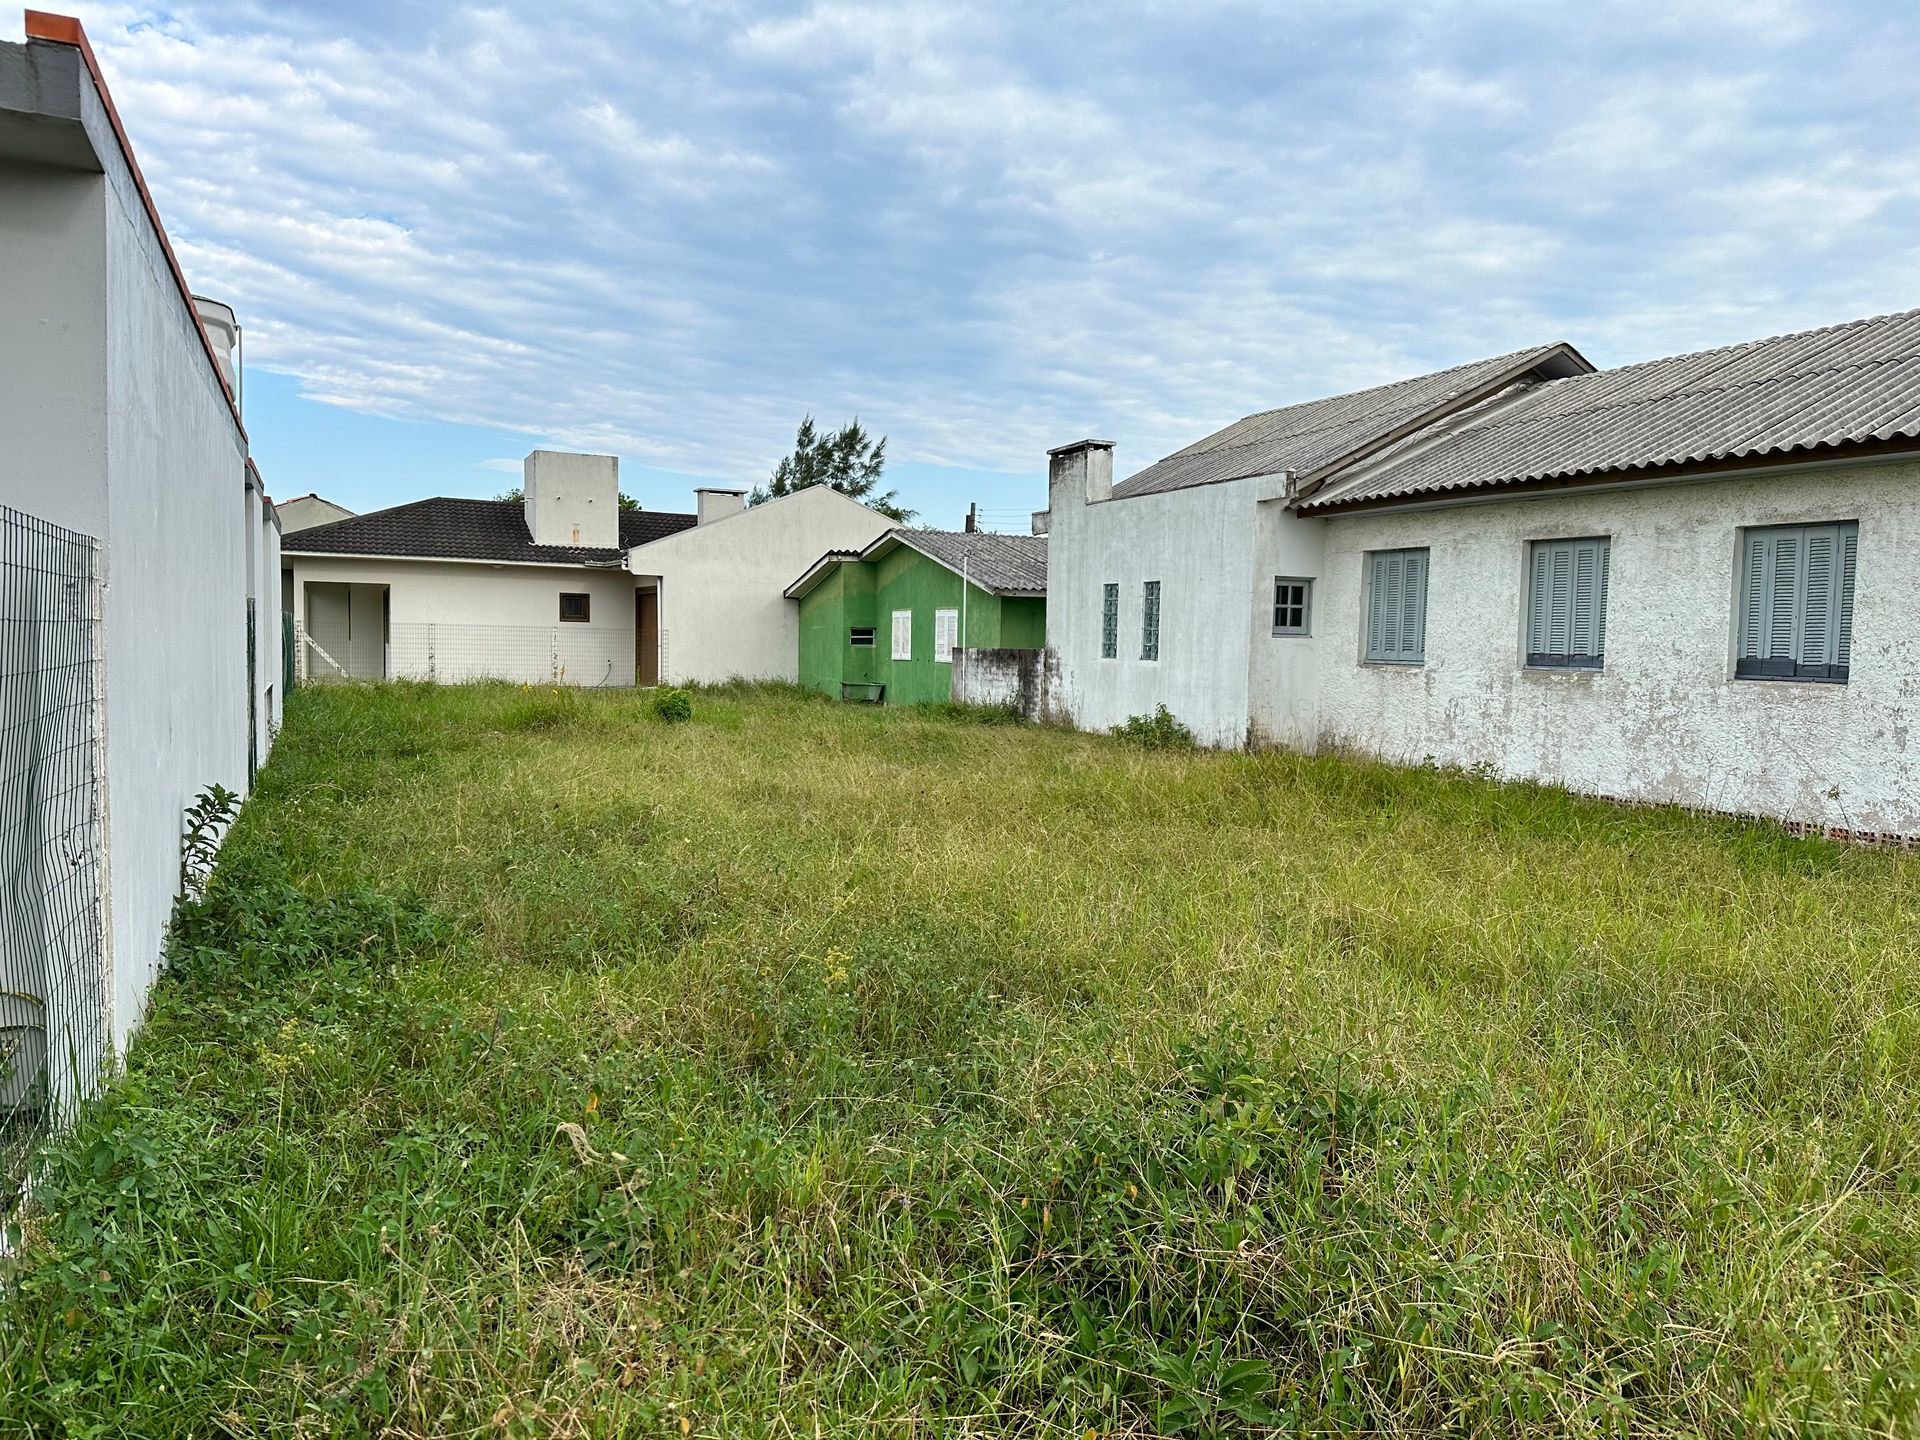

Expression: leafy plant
xmin=178 ymin=784 xmax=240 ymax=898
xmin=1112 ymin=703 xmax=1195 ymax=750
xmin=650 ymin=686 xmax=693 ymax=723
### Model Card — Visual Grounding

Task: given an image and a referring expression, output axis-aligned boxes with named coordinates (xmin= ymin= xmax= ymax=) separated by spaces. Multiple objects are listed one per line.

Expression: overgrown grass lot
xmin=6 ymin=683 xmax=1920 ymax=1437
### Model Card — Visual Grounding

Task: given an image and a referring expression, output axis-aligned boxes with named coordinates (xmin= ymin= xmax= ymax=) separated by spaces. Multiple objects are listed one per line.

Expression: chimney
xmin=965 ymin=503 xmax=977 ymax=533
xmin=1047 ymin=439 xmax=1114 ymax=511
xmin=695 ymin=488 xmax=747 ymax=524
xmin=523 ymin=450 xmax=619 ymax=549
xmin=192 ymin=295 xmax=239 ymax=395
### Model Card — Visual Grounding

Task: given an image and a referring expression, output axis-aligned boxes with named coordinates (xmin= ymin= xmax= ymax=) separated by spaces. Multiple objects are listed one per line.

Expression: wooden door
xmin=636 ymin=588 xmax=659 ymax=686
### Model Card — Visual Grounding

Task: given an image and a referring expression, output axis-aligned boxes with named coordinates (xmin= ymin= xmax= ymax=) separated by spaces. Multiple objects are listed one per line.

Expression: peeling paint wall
xmin=1311 ymin=459 xmax=1920 ymax=835
xmin=1043 ymin=471 xmax=1284 ymax=747
xmin=953 ymin=646 xmax=1054 ymax=720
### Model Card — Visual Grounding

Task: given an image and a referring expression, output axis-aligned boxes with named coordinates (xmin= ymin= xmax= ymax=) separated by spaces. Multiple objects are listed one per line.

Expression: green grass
xmin=5 ymin=680 xmax=1920 ymax=1437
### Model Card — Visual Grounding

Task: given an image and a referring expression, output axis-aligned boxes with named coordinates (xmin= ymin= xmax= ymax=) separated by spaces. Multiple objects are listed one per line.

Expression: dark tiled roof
xmin=281 ymin=497 xmax=696 ymax=565
xmin=1112 ymin=344 xmax=1591 ymax=499
xmin=889 ymin=530 xmax=1048 ymax=594
xmin=1303 ymin=307 xmax=1920 ymax=510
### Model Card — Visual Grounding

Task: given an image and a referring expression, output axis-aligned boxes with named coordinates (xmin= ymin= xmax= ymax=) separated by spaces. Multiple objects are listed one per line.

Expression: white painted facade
xmin=631 ymin=484 xmax=896 ymax=685
xmin=2 ymin=30 xmax=271 ymax=1057
xmin=1041 ymin=438 xmax=1920 ymax=836
xmin=1312 ymin=458 xmax=1920 ymax=836
xmin=286 ymin=556 xmax=638 ymax=686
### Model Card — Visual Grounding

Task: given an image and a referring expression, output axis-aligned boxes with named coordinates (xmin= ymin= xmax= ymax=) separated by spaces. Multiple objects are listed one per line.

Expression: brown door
xmin=636 ymin=588 xmax=659 ymax=686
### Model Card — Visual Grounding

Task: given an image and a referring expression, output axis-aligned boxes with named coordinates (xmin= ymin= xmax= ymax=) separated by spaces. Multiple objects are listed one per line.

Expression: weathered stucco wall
xmin=953 ymin=646 xmax=1056 ymax=720
xmin=1313 ymin=459 xmax=1920 ymax=834
xmin=288 ymin=556 xmax=639 ymax=685
xmin=633 ymin=485 xmax=893 ymax=686
xmin=1044 ymin=469 xmax=1285 ymax=746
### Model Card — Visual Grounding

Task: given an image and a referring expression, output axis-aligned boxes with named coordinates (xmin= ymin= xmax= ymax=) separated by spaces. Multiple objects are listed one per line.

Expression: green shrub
xmin=650 ymin=686 xmax=693 ymax=723
xmin=1113 ymin=703 xmax=1195 ymax=750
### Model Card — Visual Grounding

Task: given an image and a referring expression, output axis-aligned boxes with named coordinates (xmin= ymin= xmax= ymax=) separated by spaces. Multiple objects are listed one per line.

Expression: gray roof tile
xmin=891 ymin=530 xmax=1048 ymax=594
xmin=1303 ymin=307 xmax=1920 ymax=510
xmin=1111 ymin=343 xmax=1589 ymax=499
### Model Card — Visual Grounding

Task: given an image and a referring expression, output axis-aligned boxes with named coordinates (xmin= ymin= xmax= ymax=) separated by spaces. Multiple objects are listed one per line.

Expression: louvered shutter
xmin=1836 ymin=524 xmax=1858 ymax=674
xmin=1366 ymin=549 xmax=1427 ymax=663
xmin=1736 ymin=522 xmax=1857 ymax=681
xmin=891 ymin=609 xmax=912 ymax=661
xmin=1526 ymin=545 xmax=1551 ymax=659
xmin=1527 ymin=538 xmax=1608 ymax=667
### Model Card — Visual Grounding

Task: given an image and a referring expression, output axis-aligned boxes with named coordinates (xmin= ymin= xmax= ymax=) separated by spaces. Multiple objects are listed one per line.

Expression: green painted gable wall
xmin=795 ymin=543 xmax=1046 ymax=706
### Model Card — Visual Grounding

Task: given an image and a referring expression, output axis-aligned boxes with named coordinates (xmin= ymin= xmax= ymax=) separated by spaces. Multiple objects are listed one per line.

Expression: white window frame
xmin=891 ymin=609 xmax=912 ymax=661
xmin=933 ymin=608 xmax=958 ymax=663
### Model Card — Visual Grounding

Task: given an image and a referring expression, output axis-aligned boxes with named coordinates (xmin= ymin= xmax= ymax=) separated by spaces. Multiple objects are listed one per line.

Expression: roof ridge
xmin=1221 ymin=342 xmax=1567 ymax=427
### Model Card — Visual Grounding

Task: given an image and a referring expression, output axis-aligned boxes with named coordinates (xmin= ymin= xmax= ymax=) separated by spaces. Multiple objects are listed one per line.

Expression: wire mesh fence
xmin=0 ymin=507 xmax=105 ymax=1217
xmin=299 ymin=621 xmax=635 ymax=687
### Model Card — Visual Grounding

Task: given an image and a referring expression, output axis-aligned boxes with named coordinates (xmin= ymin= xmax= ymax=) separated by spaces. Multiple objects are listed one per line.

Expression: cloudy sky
xmin=42 ymin=0 xmax=1920 ymax=526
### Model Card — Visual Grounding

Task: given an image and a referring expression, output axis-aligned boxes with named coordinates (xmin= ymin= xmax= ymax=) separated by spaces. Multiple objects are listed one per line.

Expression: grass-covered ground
xmin=5 ymin=681 xmax=1920 ymax=1437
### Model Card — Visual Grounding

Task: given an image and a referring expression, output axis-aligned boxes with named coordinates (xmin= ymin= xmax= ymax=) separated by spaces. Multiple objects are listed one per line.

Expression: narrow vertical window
xmin=1101 ymin=583 xmax=1118 ymax=659
xmin=891 ymin=609 xmax=912 ymax=661
xmin=1141 ymin=580 xmax=1161 ymax=661
xmin=934 ymin=608 xmax=958 ymax=663
xmin=1736 ymin=521 xmax=1857 ymax=682
xmin=1363 ymin=549 xmax=1428 ymax=663
xmin=1272 ymin=577 xmax=1312 ymax=636
xmin=1525 ymin=537 xmax=1609 ymax=668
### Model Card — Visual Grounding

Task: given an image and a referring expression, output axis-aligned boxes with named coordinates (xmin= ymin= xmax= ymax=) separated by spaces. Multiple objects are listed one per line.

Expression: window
xmin=1272 ymin=577 xmax=1312 ymax=636
xmin=849 ymin=627 xmax=875 ymax=647
xmin=1737 ymin=521 xmax=1857 ymax=682
xmin=1101 ymin=583 xmax=1119 ymax=659
xmin=891 ymin=609 xmax=912 ymax=661
xmin=1141 ymin=581 xmax=1161 ymax=661
xmin=1526 ymin=537 xmax=1609 ymax=669
xmin=1363 ymin=548 xmax=1428 ymax=664
xmin=934 ymin=608 xmax=959 ymax=663
xmin=559 ymin=592 xmax=590 ymax=622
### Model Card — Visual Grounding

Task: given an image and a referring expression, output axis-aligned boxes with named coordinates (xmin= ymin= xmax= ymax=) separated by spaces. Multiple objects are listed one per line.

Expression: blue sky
xmin=44 ymin=1 xmax=1920 ymax=527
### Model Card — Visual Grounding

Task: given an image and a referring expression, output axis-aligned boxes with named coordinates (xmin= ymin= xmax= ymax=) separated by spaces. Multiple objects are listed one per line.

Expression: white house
xmin=629 ymin=483 xmax=896 ymax=686
xmin=282 ymin=453 xmax=894 ymax=687
xmin=0 ymin=13 xmax=281 ymax=1119
xmin=1035 ymin=307 xmax=1920 ymax=839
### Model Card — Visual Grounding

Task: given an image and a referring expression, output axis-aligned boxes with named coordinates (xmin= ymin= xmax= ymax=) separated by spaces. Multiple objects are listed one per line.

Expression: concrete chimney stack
xmin=1047 ymin=439 xmax=1114 ymax=511
xmin=695 ymin=488 xmax=747 ymax=524
xmin=523 ymin=450 xmax=619 ymax=549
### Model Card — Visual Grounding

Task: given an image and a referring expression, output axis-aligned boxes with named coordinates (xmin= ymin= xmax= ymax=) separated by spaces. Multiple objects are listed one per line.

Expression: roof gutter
xmin=25 ymin=11 xmax=246 ymax=440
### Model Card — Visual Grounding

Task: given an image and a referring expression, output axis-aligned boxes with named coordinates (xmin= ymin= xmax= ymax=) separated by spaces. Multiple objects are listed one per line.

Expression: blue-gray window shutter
xmin=1736 ymin=521 xmax=1857 ymax=681
xmin=1527 ymin=537 xmax=1609 ymax=667
xmin=1366 ymin=549 xmax=1427 ymax=663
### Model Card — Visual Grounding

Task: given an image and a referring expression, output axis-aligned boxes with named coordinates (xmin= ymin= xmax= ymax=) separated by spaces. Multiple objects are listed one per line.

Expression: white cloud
xmin=43 ymin=0 xmax=1920 ymax=501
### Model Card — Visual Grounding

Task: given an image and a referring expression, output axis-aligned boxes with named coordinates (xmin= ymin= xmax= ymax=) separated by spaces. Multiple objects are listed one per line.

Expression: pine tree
xmin=749 ymin=416 xmax=912 ymax=521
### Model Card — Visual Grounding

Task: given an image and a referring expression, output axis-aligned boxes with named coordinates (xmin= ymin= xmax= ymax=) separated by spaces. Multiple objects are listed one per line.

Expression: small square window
xmin=849 ymin=627 xmax=875 ymax=647
xmin=1272 ymin=577 xmax=1312 ymax=636
xmin=559 ymin=592 xmax=590 ymax=622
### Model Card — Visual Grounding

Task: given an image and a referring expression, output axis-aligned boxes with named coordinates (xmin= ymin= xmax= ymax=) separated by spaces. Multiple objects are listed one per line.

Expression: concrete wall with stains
xmin=1311 ymin=458 xmax=1920 ymax=835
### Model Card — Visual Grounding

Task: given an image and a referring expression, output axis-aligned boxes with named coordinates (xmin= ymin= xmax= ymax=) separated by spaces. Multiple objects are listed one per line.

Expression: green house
xmin=787 ymin=530 xmax=1048 ymax=705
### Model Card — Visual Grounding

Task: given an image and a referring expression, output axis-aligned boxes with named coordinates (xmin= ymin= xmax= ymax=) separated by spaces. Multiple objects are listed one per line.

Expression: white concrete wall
xmin=4 ymin=44 xmax=260 ymax=1067
xmin=524 ymin=450 xmax=618 ymax=550
xmin=1043 ymin=466 xmax=1288 ymax=747
xmin=1312 ymin=458 xmax=1920 ymax=835
xmin=289 ymin=555 xmax=639 ymax=686
xmin=631 ymin=485 xmax=895 ymax=685
xmin=100 ymin=143 xmax=252 ymax=1053
xmin=0 ymin=157 xmax=108 ymax=532
xmin=258 ymin=505 xmax=282 ymax=759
